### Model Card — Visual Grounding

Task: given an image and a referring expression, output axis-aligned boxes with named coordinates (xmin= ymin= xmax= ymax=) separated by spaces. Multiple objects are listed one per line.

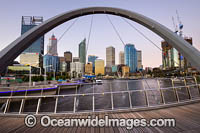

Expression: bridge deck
xmin=0 ymin=102 xmax=200 ymax=132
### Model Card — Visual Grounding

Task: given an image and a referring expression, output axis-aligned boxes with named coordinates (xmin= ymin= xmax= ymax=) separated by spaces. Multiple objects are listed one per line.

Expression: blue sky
xmin=0 ymin=0 xmax=200 ymax=67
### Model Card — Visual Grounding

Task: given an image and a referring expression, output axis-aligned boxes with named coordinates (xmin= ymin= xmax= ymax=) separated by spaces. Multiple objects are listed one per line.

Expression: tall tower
xmin=95 ymin=59 xmax=105 ymax=75
xmin=124 ymin=44 xmax=137 ymax=73
xmin=64 ymin=51 xmax=72 ymax=72
xmin=106 ymin=46 xmax=115 ymax=67
xmin=21 ymin=16 xmax=44 ymax=54
xmin=79 ymin=38 xmax=86 ymax=64
xmin=47 ymin=34 xmax=58 ymax=56
xmin=20 ymin=16 xmax=44 ymax=68
xmin=137 ymin=50 xmax=143 ymax=70
xmin=88 ymin=55 xmax=98 ymax=73
xmin=119 ymin=51 xmax=124 ymax=65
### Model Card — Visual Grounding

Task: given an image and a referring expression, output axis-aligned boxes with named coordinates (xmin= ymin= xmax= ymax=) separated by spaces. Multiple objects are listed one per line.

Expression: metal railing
xmin=0 ymin=77 xmax=200 ymax=115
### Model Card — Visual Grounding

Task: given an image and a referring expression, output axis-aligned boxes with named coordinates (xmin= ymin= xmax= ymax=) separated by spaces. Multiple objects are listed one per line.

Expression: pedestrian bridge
xmin=1 ymin=7 xmax=200 ymax=73
xmin=0 ymin=77 xmax=200 ymax=115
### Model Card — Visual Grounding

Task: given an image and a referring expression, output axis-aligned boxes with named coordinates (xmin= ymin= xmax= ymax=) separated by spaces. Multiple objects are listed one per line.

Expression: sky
xmin=0 ymin=0 xmax=200 ymax=68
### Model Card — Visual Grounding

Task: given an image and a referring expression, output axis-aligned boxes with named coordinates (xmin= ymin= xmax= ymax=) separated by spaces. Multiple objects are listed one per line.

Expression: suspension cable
xmin=122 ymin=17 xmax=180 ymax=66
xmin=58 ymin=18 xmax=78 ymax=42
xmin=86 ymin=15 xmax=94 ymax=56
xmin=106 ymin=15 xmax=125 ymax=46
xmin=122 ymin=18 xmax=161 ymax=51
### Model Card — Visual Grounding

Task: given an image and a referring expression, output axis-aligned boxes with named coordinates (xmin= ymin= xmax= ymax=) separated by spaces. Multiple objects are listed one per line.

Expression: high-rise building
xmin=182 ymin=37 xmax=193 ymax=70
xmin=20 ymin=53 xmax=43 ymax=68
xmin=122 ymin=66 xmax=130 ymax=77
xmin=95 ymin=59 xmax=105 ymax=75
xmin=21 ymin=16 xmax=44 ymax=54
xmin=105 ymin=66 xmax=112 ymax=76
xmin=137 ymin=50 xmax=143 ymax=70
xmin=162 ymin=41 xmax=179 ymax=69
xmin=43 ymin=54 xmax=59 ymax=72
xmin=161 ymin=37 xmax=192 ymax=70
xmin=64 ymin=51 xmax=72 ymax=72
xmin=119 ymin=51 xmax=124 ymax=65
xmin=59 ymin=57 xmax=67 ymax=72
xmin=124 ymin=44 xmax=137 ymax=73
xmin=73 ymin=57 xmax=80 ymax=62
xmin=70 ymin=62 xmax=84 ymax=78
xmin=106 ymin=46 xmax=115 ymax=67
xmin=64 ymin=51 xmax=72 ymax=62
xmin=85 ymin=62 xmax=93 ymax=75
xmin=79 ymin=38 xmax=86 ymax=64
xmin=88 ymin=55 xmax=98 ymax=73
xmin=47 ymin=34 xmax=58 ymax=56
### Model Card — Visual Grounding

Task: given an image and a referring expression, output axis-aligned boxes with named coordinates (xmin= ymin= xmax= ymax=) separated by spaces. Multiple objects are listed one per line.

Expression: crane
xmin=172 ymin=16 xmax=178 ymax=33
xmin=176 ymin=10 xmax=184 ymax=37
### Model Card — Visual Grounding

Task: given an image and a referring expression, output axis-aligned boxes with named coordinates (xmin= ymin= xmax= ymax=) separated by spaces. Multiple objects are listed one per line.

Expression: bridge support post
xmin=3 ymin=99 xmax=9 ymax=114
xmin=73 ymin=85 xmax=78 ymax=113
xmin=19 ymin=99 xmax=24 ymax=114
xmin=157 ymin=79 xmax=165 ymax=104
xmin=194 ymin=76 xmax=200 ymax=96
xmin=142 ymin=80 xmax=149 ymax=107
xmin=184 ymin=78 xmax=191 ymax=99
xmin=110 ymin=82 xmax=114 ymax=110
xmin=171 ymin=79 xmax=180 ymax=102
xmin=36 ymin=98 xmax=41 ymax=114
xmin=127 ymin=81 xmax=132 ymax=109
xmin=54 ymin=97 xmax=58 ymax=114
xmin=54 ymin=86 xmax=60 ymax=114
xmin=92 ymin=84 xmax=95 ymax=112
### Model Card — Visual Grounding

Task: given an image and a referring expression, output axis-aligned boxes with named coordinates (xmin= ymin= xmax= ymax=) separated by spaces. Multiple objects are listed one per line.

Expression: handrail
xmin=0 ymin=84 xmax=199 ymax=99
xmin=0 ymin=77 xmax=199 ymax=115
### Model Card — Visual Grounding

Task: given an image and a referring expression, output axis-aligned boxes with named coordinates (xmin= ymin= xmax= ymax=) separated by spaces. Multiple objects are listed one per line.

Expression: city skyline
xmin=0 ymin=0 xmax=200 ymax=68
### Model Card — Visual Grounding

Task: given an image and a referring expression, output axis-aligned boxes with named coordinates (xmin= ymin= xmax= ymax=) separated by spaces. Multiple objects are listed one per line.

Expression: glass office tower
xmin=88 ymin=55 xmax=98 ymax=73
xmin=21 ymin=16 xmax=44 ymax=54
xmin=43 ymin=54 xmax=59 ymax=72
xmin=79 ymin=38 xmax=86 ymax=64
xmin=124 ymin=44 xmax=137 ymax=73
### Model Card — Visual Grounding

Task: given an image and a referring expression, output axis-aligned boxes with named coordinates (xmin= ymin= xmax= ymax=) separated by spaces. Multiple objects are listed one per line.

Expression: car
xmin=96 ymin=80 xmax=103 ymax=85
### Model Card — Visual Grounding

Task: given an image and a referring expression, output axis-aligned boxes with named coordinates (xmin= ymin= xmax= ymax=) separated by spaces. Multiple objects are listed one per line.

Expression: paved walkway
xmin=0 ymin=102 xmax=200 ymax=132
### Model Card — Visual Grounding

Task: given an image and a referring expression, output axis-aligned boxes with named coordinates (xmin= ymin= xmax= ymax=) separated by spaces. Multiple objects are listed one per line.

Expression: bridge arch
xmin=1 ymin=7 xmax=200 ymax=72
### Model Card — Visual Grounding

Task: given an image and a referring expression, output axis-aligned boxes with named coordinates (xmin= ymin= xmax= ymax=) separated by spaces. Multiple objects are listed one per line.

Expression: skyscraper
xmin=73 ymin=57 xmax=80 ymax=62
xmin=88 ymin=55 xmax=98 ymax=73
xmin=43 ymin=54 xmax=59 ymax=72
xmin=85 ymin=62 xmax=93 ymax=75
xmin=64 ymin=51 xmax=72 ymax=72
xmin=124 ymin=44 xmax=137 ymax=73
xmin=161 ymin=37 xmax=192 ymax=70
xmin=21 ymin=16 xmax=44 ymax=54
xmin=70 ymin=62 xmax=84 ymax=78
xmin=106 ymin=46 xmax=115 ymax=67
xmin=64 ymin=51 xmax=72 ymax=62
xmin=95 ymin=59 xmax=105 ymax=75
xmin=119 ymin=51 xmax=124 ymax=65
xmin=137 ymin=50 xmax=143 ymax=70
xmin=59 ymin=57 xmax=67 ymax=72
xmin=47 ymin=34 xmax=58 ymax=56
xmin=79 ymin=38 xmax=86 ymax=64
